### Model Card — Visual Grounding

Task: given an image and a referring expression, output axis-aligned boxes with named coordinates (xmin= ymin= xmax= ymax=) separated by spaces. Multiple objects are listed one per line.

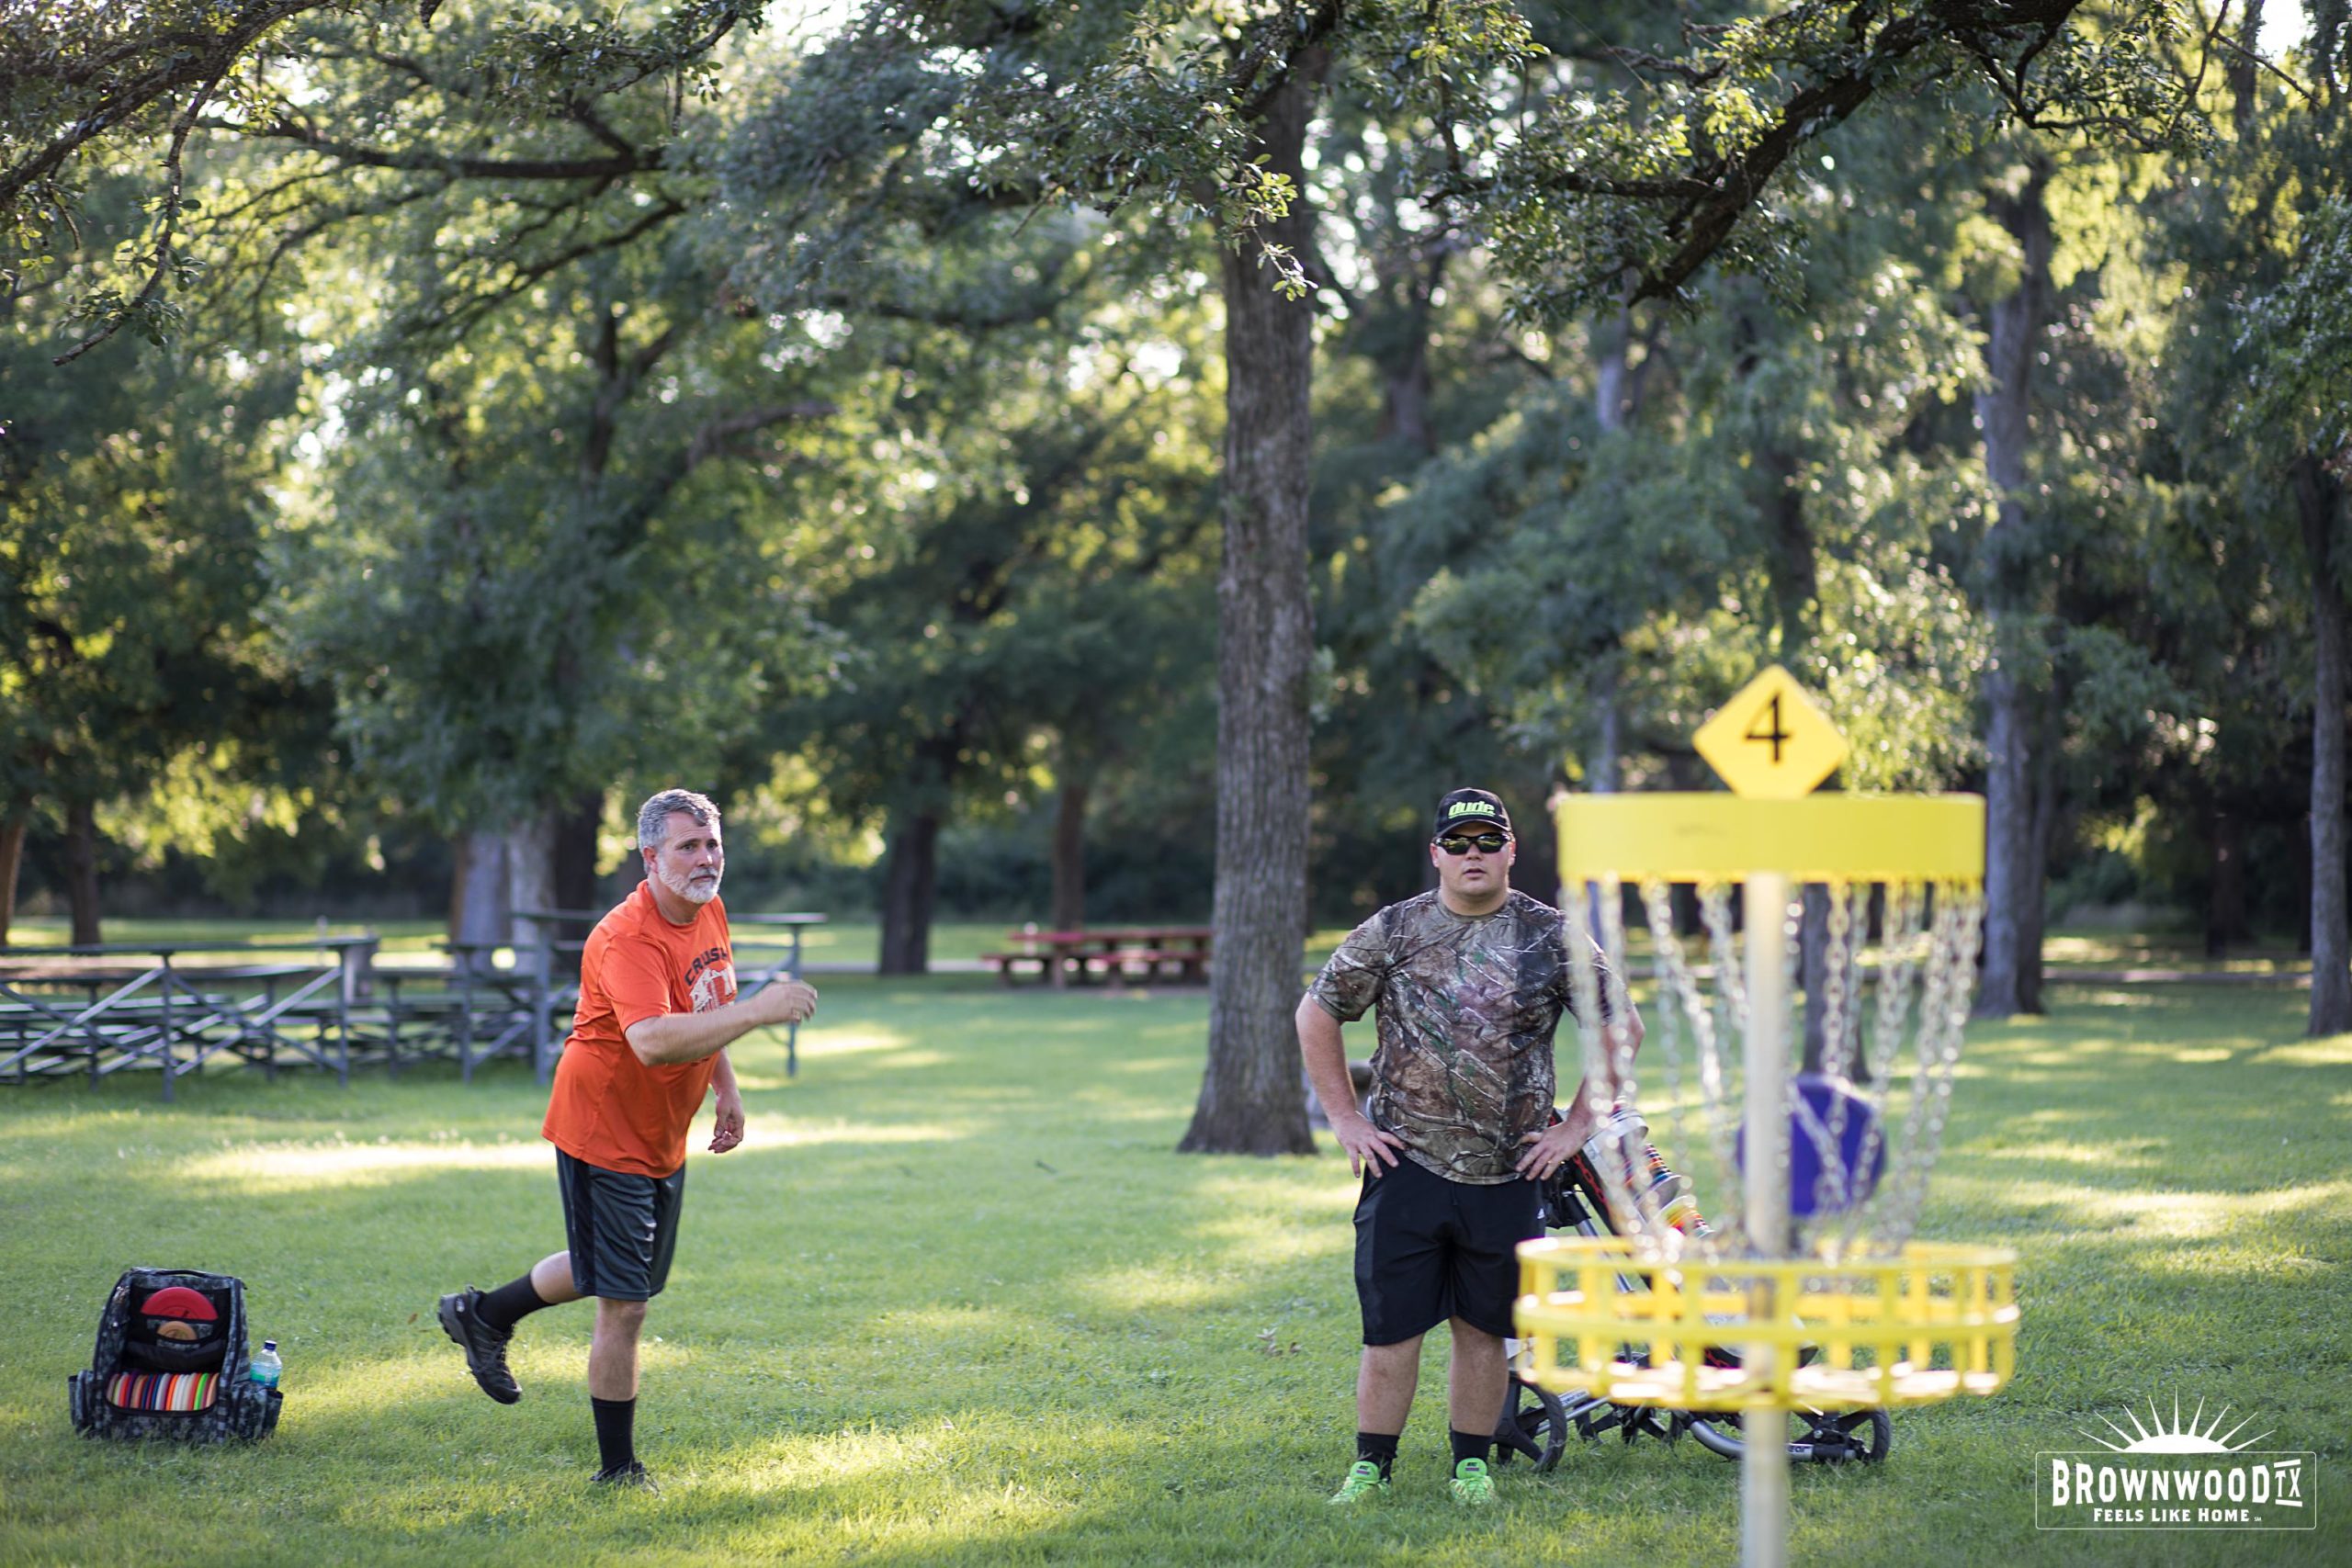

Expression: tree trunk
xmin=1589 ymin=663 xmax=1622 ymax=794
xmin=1375 ymin=251 xmax=1443 ymax=454
xmin=2298 ymin=453 xmax=2352 ymax=1034
xmin=1763 ymin=447 xmax=1817 ymax=656
xmin=1577 ymin=309 xmax=1632 ymax=925
xmin=1514 ymin=765 xmax=1564 ymax=910
xmin=554 ymin=792 xmax=604 ymax=910
xmin=1051 ymin=776 xmax=1090 ymax=931
xmin=552 ymin=791 xmax=605 ymax=964
xmin=1801 ymin=883 xmax=1832 ymax=1071
xmin=1594 ymin=306 xmax=1633 ymax=433
xmin=63 ymin=795 xmax=101 ymax=946
xmin=1180 ymin=51 xmax=1325 ymax=1157
xmin=878 ymin=809 xmax=941 ymax=976
xmin=503 ymin=814 xmax=557 ymax=950
xmin=451 ymin=829 xmax=511 ymax=972
xmin=1972 ymin=158 xmax=2054 ymax=1019
xmin=0 ymin=811 xmax=24 ymax=948
xmin=2018 ymin=680 xmax=2064 ymax=1013
xmin=2228 ymin=0 xmax=2267 ymax=134
xmin=1579 ymin=664 xmax=1621 ymax=924
xmin=2206 ymin=806 xmax=2247 ymax=959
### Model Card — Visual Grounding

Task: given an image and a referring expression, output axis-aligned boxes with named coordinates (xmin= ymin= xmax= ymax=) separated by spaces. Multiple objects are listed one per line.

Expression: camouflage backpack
xmin=68 ymin=1268 xmax=282 ymax=1442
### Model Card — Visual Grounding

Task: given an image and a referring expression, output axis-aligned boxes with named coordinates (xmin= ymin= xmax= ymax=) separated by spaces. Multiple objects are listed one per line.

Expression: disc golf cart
xmin=1494 ymin=1114 xmax=1892 ymax=1472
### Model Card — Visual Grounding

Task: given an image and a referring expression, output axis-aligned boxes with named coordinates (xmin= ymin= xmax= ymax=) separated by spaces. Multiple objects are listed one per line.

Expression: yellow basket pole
xmin=1742 ymin=870 xmax=1792 ymax=1568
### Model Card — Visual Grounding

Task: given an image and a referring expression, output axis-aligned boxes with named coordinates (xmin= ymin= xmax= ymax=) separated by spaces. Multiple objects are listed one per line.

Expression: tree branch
xmin=54 ymin=63 xmax=230 ymax=364
xmin=0 ymin=0 xmax=324 ymax=212
xmin=230 ymin=116 xmax=666 ymax=179
xmin=684 ymin=402 xmax=838 ymax=469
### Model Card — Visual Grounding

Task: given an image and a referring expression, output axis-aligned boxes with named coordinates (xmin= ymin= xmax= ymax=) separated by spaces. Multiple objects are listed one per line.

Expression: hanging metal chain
xmin=1831 ymin=879 xmax=1927 ymax=1259
xmin=1867 ymin=881 xmax=1983 ymax=1250
xmin=1804 ymin=878 xmax=1860 ymax=1247
xmin=1576 ymin=866 xmax=1983 ymax=1264
xmin=1695 ymin=881 xmax=1749 ymax=1256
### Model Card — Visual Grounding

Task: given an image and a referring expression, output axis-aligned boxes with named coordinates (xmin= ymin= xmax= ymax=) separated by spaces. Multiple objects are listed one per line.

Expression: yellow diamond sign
xmin=1693 ymin=666 xmax=1848 ymax=799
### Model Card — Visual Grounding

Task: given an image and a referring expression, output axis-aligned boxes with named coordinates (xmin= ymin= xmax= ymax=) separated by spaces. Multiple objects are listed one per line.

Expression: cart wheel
xmin=1685 ymin=1408 xmax=1893 ymax=1464
xmin=1796 ymin=1409 xmax=1892 ymax=1464
xmin=1492 ymin=1381 xmax=1569 ymax=1473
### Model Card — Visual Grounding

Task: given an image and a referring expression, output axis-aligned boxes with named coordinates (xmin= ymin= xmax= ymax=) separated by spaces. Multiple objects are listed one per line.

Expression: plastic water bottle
xmin=249 ymin=1340 xmax=281 ymax=1390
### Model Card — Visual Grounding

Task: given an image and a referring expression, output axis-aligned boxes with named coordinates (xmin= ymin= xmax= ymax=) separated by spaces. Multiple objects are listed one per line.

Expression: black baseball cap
xmin=1432 ymin=788 xmax=1512 ymax=840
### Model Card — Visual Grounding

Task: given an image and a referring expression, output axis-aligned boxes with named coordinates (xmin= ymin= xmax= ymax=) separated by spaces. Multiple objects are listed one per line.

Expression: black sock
xmin=476 ymin=1274 xmax=553 ymax=1334
xmin=1451 ymin=1428 xmax=1493 ymax=1469
xmin=591 ymin=1396 xmax=636 ymax=1473
xmin=1354 ymin=1431 xmax=1399 ymax=1480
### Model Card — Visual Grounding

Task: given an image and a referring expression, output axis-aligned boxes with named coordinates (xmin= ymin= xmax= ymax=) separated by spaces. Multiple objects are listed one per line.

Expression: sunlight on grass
xmin=2040 ymin=987 xmax=2172 ymax=1010
xmin=1981 ymin=1178 xmax=2352 ymax=1241
xmin=1965 ymin=1137 xmax=2160 ymax=1170
xmin=791 ymin=1025 xmax=914 ymax=1057
xmin=175 ymin=1119 xmax=963 ymax=1190
xmin=2251 ymin=1035 xmax=2352 ymax=1067
xmin=178 ymin=1139 xmax=552 ymax=1187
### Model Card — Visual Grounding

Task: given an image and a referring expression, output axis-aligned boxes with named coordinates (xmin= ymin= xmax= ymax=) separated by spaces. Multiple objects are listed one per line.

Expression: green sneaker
xmin=1450 ymin=1456 xmax=1497 ymax=1506
xmin=1328 ymin=1460 xmax=1391 ymax=1506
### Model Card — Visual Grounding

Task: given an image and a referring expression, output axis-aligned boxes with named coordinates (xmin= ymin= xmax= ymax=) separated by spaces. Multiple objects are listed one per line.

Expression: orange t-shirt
xmin=542 ymin=882 xmax=738 ymax=1177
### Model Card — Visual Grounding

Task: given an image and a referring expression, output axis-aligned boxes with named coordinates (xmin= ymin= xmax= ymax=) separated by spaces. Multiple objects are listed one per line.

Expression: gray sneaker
xmin=437 ymin=1287 xmax=521 ymax=1404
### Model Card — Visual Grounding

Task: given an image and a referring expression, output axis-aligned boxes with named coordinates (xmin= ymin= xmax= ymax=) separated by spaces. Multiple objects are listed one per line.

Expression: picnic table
xmin=980 ymin=926 xmax=1213 ymax=987
xmin=0 ymin=937 xmax=379 ymax=1100
xmin=0 ymin=908 xmax=828 ymax=1097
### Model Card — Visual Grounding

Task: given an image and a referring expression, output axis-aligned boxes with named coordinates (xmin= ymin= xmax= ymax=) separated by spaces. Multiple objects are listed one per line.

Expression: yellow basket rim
xmin=1516 ymin=1235 xmax=2018 ymax=1271
xmin=1554 ymin=792 xmax=1986 ymax=883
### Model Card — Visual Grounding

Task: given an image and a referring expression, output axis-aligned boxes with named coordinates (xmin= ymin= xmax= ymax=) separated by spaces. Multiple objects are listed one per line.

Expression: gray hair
xmin=637 ymin=788 xmax=721 ymax=852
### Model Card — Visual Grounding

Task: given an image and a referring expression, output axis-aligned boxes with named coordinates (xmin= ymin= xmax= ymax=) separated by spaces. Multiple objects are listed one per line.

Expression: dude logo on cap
xmin=140 ymin=1285 xmax=220 ymax=1345
xmin=1431 ymin=787 xmax=1512 ymax=840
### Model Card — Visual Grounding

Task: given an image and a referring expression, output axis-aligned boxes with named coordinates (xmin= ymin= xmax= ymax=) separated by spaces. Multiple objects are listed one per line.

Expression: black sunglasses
xmin=1434 ymin=832 xmax=1510 ymax=855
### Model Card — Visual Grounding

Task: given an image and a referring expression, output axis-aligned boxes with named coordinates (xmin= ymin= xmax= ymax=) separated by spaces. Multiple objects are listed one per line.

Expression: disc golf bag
xmin=68 ymin=1268 xmax=282 ymax=1441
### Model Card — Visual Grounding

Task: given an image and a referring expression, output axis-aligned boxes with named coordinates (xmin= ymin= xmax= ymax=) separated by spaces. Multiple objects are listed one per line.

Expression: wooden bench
xmin=980 ymin=952 xmax=1056 ymax=984
xmin=978 ymin=948 xmax=1208 ymax=985
xmin=1102 ymin=948 xmax=1210 ymax=983
xmin=989 ymin=926 xmax=1214 ymax=987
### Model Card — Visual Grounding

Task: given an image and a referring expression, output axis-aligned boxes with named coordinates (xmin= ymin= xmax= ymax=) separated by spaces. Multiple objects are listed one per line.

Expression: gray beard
xmin=656 ymin=863 xmax=722 ymax=907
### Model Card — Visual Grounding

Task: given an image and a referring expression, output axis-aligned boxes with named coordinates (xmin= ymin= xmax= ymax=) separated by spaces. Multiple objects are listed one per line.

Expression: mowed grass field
xmin=1 ymin=974 xmax=2347 ymax=1566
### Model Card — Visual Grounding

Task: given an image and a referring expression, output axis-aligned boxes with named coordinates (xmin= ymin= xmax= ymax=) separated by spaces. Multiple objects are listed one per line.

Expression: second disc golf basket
xmin=1513 ymin=667 xmax=2019 ymax=1568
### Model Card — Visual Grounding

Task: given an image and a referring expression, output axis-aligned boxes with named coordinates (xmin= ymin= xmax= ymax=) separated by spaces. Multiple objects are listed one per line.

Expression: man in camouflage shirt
xmin=1298 ymin=787 xmax=1641 ymax=1507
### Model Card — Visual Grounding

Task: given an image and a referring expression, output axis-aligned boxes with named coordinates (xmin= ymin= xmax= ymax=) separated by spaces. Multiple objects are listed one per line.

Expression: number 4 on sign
xmin=1692 ymin=666 xmax=1848 ymax=799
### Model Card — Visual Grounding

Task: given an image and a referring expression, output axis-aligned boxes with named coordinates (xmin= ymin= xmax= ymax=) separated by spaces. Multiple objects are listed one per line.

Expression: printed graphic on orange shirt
xmin=684 ymin=946 xmax=735 ymax=1014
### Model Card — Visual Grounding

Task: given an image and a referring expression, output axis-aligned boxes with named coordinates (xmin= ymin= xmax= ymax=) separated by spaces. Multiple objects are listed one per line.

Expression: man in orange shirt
xmin=436 ymin=788 xmax=817 ymax=1490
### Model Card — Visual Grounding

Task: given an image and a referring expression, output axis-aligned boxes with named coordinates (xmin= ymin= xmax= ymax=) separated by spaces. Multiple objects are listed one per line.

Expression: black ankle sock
xmin=591 ymin=1396 xmax=636 ymax=1473
xmin=477 ymin=1274 xmax=552 ymax=1334
xmin=1354 ymin=1431 xmax=1399 ymax=1479
xmin=1450 ymin=1428 xmax=1493 ymax=1469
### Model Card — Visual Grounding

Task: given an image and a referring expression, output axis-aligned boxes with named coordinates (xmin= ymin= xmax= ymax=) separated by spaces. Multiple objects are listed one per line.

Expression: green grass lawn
xmin=2 ymin=976 xmax=2346 ymax=1565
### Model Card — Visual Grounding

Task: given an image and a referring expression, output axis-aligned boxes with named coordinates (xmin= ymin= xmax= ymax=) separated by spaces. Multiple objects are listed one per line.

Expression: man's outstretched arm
xmin=626 ymin=980 xmax=817 ymax=1066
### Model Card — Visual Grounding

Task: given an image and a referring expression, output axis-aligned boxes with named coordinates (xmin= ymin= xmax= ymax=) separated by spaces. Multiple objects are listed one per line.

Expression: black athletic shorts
xmin=557 ymin=1149 xmax=686 ymax=1302
xmin=1354 ymin=1155 xmax=1540 ymax=1345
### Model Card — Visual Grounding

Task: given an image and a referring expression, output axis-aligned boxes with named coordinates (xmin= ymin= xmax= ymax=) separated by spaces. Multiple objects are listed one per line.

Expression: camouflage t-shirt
xmin=1306 ymin=889 xmax=1614 ymax=1185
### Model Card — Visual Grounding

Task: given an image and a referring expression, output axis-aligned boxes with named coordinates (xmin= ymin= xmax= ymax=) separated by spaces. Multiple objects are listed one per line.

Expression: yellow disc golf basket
xmin=1517 ymin=667 xmax=2019 ymax=1568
